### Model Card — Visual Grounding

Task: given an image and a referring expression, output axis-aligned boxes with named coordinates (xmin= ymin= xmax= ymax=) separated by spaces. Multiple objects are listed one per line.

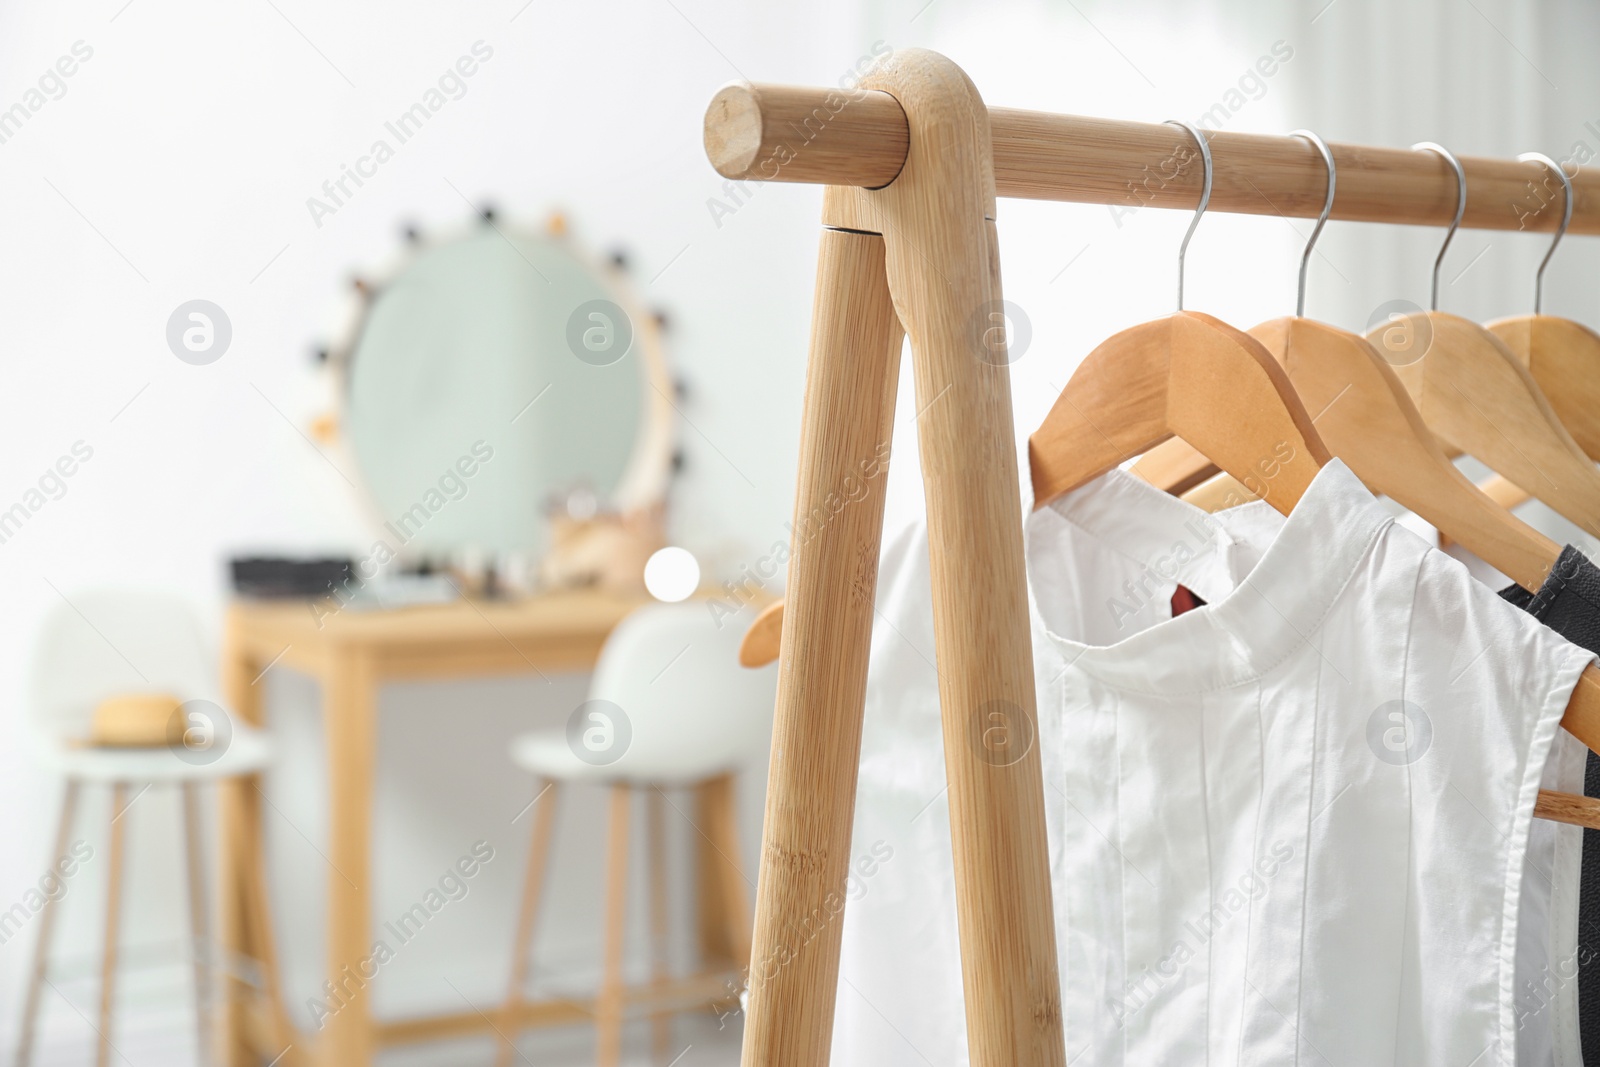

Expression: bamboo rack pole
xmin=740 ymin=226 xmax=904 ymax=1064
xmin=706 ymin=82 xmax=1600 ymax=233
xmin=727 ymin=48 xmax=1068 ymax=1066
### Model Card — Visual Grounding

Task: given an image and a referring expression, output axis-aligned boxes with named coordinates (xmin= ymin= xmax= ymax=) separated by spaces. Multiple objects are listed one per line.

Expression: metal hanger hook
xmin=1290 ymin=130 xmax=1336 ymax=318
xmin=1411 ymin=142 xmax=1465 ymax=312
xmin=1163 ymin=119 xmax=1212 ymax=312
xmin=1518 ymin=151 xmax=1572 ymax=314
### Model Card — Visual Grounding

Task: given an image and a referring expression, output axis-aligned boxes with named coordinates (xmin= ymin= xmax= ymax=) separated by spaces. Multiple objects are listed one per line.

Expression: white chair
xmin=15 ymin=589 xmax=272 ymax=1067
xmin=496 ymin=600 xmax=777 ymax=1067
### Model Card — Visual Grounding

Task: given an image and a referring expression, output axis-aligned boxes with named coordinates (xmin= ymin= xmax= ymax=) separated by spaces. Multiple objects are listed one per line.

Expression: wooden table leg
xmin=218 ymin=620 xmax=261 ymax=1067
xmin=321 ymin=652 xmax=378 ymax=1067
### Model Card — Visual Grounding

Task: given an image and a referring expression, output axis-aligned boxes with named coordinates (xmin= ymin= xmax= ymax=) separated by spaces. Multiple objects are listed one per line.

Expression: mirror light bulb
xmin=644 ymin=546 xmax=700 ymax=602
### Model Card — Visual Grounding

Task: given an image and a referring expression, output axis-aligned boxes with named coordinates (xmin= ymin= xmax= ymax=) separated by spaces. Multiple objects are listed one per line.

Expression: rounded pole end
xmin=704 ymin=82 xmax=765 ymax=180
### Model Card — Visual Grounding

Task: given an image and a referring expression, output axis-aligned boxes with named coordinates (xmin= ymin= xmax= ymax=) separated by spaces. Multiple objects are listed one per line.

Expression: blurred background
xmin=2 ymin=0 xmax=1598 ymax=1063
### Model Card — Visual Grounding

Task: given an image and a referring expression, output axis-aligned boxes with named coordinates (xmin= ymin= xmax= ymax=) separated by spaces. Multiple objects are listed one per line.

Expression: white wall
xmin=2 ymin=0 xmax=1597 ymax=1059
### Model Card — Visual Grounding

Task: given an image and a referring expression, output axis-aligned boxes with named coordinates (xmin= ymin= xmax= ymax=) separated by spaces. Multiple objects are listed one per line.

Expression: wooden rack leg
xmin=740 ymin=226 xmax=905 ymax=1065
xmin=855 ymin=49 xmax=1064 ymax=1066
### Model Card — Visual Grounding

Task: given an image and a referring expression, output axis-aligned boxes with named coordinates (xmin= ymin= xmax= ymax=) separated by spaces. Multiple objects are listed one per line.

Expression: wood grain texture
xmin=1487 ymin=314 xmax=1600 ymax=460
xmin=706 ymin=82 xmax=1600 ymax=233
xmin=1251 ymin=316 xmax=1559 ymax=592
xmin=850 ymin=48 xmax=1065 ymax=1067
xmin=738 ymin=226 xmax=905 ymax=1066
xmin=705 ymin=83 xmax=907 ymax=189
xmin=1030 ymin=312 xmax=1329 ymax=516
xmin=1534 ymin=788 xmax=1600 ymax=831
xmin=1377 ymin=312 xmax=1600 ymax=540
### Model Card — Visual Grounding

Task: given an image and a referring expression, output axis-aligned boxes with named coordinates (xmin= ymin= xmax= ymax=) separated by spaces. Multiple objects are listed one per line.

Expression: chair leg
xmin=707 ymin=774 xmax=752 ymax=968
xmin=182 ymin=783 xmax=214 ymax=1067
xmin=597 ymin=784 xmax=631 ymax=1067
xmin=15 ymin=779 xmax=81 ymax=1067
xmin=647 ymin=789 xmax=671 ymax=1064
xmin=694 ymin=779 xmax=733 ymax=968
xmin=98 ymin=782 xmax=130 ymax=1067
xmin=495 ymin=779 xmax=560 ymax=1067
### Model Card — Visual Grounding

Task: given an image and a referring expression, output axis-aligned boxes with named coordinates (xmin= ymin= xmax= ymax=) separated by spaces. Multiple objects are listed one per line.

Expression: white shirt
xmin=832 ymin=459 xmax=1592 ymax=1066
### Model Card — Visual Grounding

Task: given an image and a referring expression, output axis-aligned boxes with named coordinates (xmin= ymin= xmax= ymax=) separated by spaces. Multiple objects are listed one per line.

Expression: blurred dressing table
xmin=217 ymin=214 xmax=703 ymax=1066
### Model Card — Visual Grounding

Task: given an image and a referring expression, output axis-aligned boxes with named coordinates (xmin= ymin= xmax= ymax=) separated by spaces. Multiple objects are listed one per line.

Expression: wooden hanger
xmin=1031 ymin=128 xmax=1600 ymax=828
xmin=1360 ymin=148 xmax=1600 ymax=541
xmin=1030 ymin=122 xmax=1330 ymax=515
xmin=1129 ymin=436 xmax=1217 ymax=495
xmin=739 ymin=600 xmax=783 ymax=667
xmin=741 ymin=125 xmax=1600 ymax=831
xmin=1234 ymin=137 xmax=1556 ymax=592
xmin=1486 ymin=154 xmax=1600 ymax=462
xmin=1179 ymin=149 xmax=1600 ymax=540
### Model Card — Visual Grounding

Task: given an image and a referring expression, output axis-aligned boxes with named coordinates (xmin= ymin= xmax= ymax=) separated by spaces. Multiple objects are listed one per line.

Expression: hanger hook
xmin=1163 ymin=120 xmax=1212 ymax=312
xmin=1290 ymin=130 xmax=1336 ymax=318
xmin=1518 ymin=151 xmax=1572 ymax=314
xmin=1411 ymin=142 xmax=1465 ymax=312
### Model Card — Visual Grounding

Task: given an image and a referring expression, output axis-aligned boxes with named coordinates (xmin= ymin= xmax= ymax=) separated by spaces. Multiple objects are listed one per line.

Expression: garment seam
xmin=1291 ymin=642 xmax=1321 ymax=1067
xmin=1196 ymin=691 xmax=1214 ymax=1067
xmin=1234 ymin=682 xmax=1266 ymax=1067
xmin=1389 ymin=557 xmax=1423 ymax=1066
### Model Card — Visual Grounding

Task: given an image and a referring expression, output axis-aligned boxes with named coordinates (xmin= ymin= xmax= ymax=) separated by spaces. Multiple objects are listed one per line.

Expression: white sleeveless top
xmin=831 ymin=459 xmax=1592 ymax=1066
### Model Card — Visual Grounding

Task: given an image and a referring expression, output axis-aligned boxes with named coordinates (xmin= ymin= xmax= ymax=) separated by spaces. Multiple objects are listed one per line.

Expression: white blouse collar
xmin=1026 ymin=458 xmax=1393 ymax=694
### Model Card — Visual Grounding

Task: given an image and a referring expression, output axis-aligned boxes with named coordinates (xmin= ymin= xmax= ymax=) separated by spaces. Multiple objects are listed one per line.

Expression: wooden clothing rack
xmin=700 ymin=48 xmax=1600 ymax=1067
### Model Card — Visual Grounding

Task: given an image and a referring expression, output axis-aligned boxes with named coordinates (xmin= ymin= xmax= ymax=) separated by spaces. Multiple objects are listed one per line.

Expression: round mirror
xmin=339 ymin=220 xmax=673 ymax=562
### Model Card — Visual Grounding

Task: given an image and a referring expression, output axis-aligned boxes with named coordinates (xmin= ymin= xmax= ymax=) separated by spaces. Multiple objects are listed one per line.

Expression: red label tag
xmin=1171 ymin=584 xmax=1207 ymax=618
